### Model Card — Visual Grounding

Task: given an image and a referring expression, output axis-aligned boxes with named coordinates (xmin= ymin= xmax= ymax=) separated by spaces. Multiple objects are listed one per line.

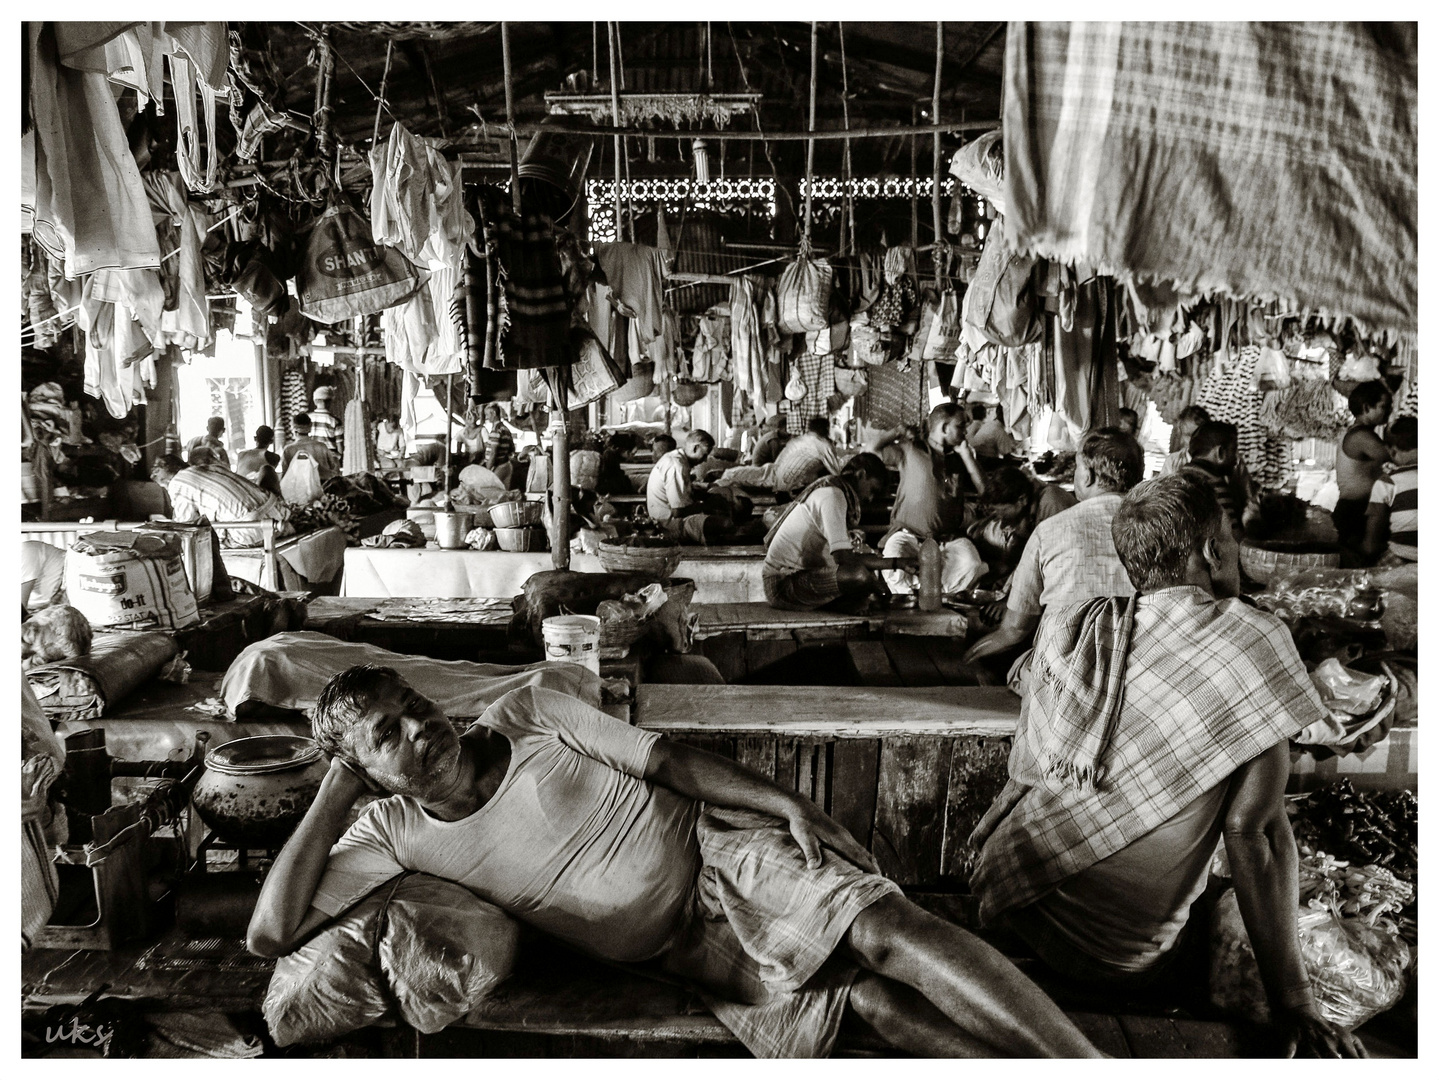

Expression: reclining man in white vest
xmin=248 ymin=673 xmax=1102 ymax=1059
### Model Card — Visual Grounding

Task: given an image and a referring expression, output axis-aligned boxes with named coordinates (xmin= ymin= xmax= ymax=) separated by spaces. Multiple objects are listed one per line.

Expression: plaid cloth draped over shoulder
xmin=969 ymin=586 xmax=1328 ymax=924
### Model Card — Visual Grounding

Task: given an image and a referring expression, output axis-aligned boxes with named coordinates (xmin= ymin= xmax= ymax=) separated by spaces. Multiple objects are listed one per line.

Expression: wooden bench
xmin=21 ymin=899 xmax=1270 ymax=1058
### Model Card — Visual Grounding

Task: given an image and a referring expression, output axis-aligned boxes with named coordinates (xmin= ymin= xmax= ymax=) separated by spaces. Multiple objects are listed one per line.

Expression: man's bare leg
xmin=847 ymin=972 xmax=1000 ymax=1057
xmin=844 ymin=894 xmax=1102 ymax=1058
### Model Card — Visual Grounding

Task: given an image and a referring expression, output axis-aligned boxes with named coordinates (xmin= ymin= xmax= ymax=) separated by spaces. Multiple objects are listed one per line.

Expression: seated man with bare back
xmin=248 ymin=672 xmax=1102 ymax=1059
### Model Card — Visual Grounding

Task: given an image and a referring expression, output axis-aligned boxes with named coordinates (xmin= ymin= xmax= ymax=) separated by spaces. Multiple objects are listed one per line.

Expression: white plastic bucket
xmin=542 ymin=614 xmax=602 ymax=676
xmin=433 ymin=511 xmax=474 ymax=550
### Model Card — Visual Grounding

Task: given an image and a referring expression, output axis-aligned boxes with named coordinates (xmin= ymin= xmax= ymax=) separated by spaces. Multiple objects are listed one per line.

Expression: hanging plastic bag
xmin=834 ymin=366 xmax=869 ymax=398
xmin=948 ymin=130 xmax=1006 ymax=215
xmin=1251 ymin=346 xmax=1293 ymax=392
xmin=923 ymin=289 xmax=965 ymax=361
xmin=1338 ymin=350 xmax=1383 ymax=383
xmin=964 ymin=217 xmax=1042 ymax=348
xmin=776 ymin=256 xmax=833 ymax=334
xmin=849 ymin=315 xmax=888 ymax=367
xmin=1208 ymin=887 xmax=1410 ymax=1029
xmin=784 ymin=365 xmax=807 ymax=403
xmin=297 ymin=203 xmax=427 ymax=324
xmin=281 ymin=453 xmax=324 ymax=506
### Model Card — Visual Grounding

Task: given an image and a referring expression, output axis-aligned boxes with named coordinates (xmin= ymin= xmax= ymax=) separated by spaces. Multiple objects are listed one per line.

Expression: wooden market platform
xmin=21 ymin=899 xmax=1275 ymax=1059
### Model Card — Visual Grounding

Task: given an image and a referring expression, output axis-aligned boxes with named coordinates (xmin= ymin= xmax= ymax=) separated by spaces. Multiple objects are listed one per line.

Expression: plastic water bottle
xmin=918 ymin=537 xmax=942 ymax=611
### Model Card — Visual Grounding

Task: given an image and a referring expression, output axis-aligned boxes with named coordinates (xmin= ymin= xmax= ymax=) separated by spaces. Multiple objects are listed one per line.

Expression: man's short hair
xmin=652 ymin=434 xmax=677 ymax=455
xmin=311 ymin=664 xmax=406 ymax=757
xmin=807 ymin=415 xmax=831 ymax=438
xmin=1111 ymin=471 xmax=1225 ymax=592
xmin=293 ymin=413 xmax=312 ymax=430
xmin=1348 ymin=380 xmax=1391 ymax=418
xmin=928 ymin=401 xmax=965 ymax=434
xmin=150 ymin=454 xmax=186 ymax=481
xmin=970 ymin=403 xmax=987 ymax=421
xmin=1079 ymin=429 xmax=1144 ymax=493
xmin=1117 ymin=407 xmax=1139 ymax=428
xmin=1188 ymin=420 xmax=1237 ymax=462
xmin=686 ymin=429 xmax=715 ymax=452
xmin=980 ymin=466 xmax=1034 ymax=509
xmin=206 ymin=416 xmax=225 ymax=434
xmin=254 ymin=425 xmax=274 ymax=446
xmin=1176 ymin=405 xmax=1211 ymax=428
xmin=842 ymin=451 xmax=888 ymax=488
xmin=1385 ymin=415 xmax=1418 ymax=453
xmin=187 ymin=446 xmax=216 ymax=467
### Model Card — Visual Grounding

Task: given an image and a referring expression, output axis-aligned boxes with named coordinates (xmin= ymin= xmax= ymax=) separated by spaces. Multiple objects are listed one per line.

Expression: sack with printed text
xmin=297 ymin=203 xmax=427 ymax=324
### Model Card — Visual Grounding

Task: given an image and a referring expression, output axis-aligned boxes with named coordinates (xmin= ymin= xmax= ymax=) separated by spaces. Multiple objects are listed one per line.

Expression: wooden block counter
xmin=635 ymin=684 xmax=1020 ymax=888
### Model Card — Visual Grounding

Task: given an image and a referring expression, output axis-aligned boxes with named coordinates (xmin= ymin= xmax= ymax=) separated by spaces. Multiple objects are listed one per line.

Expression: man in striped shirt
xmin=1363 ymin=416 xmax=1418 ymax=564
xmin=152 ymin=450 xmax=292 ymax=548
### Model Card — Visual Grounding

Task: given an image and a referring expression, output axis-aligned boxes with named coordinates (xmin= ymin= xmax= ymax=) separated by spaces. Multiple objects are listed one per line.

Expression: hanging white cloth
xmin=145 ymin=171 xmax=212 ymax=351
xmin=342 ymin=397 xmax=368 ymax=475
xmin=29 ymin=22 xmax=162 ymax=280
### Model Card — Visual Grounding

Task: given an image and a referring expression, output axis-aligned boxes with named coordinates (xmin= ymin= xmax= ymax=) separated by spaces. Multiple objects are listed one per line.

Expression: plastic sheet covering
xmin=264 ymin=872 xmax=518 ymax=1044
xmin=25 ymin=629 xmax=178 ymax=723
xmin=1208 ymin=886 xmax=1409 ymax=1029
xmin=220 ymin=631 xmax=601 ymax=718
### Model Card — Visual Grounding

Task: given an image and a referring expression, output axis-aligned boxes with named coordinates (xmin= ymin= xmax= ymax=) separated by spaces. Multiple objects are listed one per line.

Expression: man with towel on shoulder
xmin=761 ymin=453 xmax=910 ymax=612
xmin=969 ymin=470 xmax=1366 ymax=1058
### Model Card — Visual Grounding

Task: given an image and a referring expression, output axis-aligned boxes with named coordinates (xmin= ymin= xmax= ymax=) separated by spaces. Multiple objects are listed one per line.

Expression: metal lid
xmin=204 ymin=735 xmax=323 ymax=776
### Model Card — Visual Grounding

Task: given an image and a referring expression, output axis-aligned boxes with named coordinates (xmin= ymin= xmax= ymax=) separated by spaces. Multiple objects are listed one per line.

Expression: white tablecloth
xmin=223 ymin=526 xmax=349 ymax=588
xmin=341 ymin=548 xmax=767 ymax=603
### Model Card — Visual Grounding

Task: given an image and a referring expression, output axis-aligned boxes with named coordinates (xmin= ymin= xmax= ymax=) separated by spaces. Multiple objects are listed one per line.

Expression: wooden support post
xmin=442 ymin=373 xmax=454 ymax=512
xmin=550 ymin=417 xmax=571 ymax=569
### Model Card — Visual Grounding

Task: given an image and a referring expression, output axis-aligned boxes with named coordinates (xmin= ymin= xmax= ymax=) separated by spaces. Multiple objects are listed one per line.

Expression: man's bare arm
xmin=1361 ymin=503 xmax=1389 ymax=559
xmin=644 ymin=738 xmax=878 ymax=873
xmin=962 ymin=609 xmax=1039 ymax=665
xmin=1223 ymin=741 xmax=1366 ymax=1058
xmin=246 ymin=761 xmax=369 ymax=957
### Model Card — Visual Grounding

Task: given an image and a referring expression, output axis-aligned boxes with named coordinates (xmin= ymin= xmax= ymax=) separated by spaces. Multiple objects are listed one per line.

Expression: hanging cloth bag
xmin=298 ymin=202 xmax=427 ymax=324
xmin=963 ymin=216 xmax=1042 ymax=348
xmin=776 ymin=255 xmax=833 ymax=335
xmin=281 ymin=453 xmax=324 ymax=506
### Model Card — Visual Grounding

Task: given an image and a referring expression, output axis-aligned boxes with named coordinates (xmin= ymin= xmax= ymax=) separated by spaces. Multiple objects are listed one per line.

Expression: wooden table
xmin=341 ymin=546 xmax=771 ymax=604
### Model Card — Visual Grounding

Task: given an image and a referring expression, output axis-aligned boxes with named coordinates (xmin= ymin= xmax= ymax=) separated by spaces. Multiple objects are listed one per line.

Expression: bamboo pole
xmin=607 ymin=22 xmax=624 ymax=241
xmin=802 ymin=21 xmax=818 ymax=251
xmin=910 ymin=104 xmax=919 ymax=250
xmin=518 ymin=119 xmax=996 ymax=141
xmin=502 ymin=23 xmax=521 ymax=217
